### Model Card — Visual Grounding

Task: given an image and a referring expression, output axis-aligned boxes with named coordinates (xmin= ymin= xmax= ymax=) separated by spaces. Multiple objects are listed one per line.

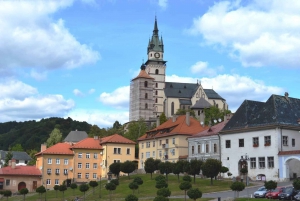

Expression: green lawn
xmin=6 ymin=174 xmax=234 ymax=201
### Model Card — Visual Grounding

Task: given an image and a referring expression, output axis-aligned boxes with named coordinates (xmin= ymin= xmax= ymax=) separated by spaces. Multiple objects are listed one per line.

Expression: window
xmin=153 ymin=151 xmax=155 ymax=157
xmin=64 ymin=169 xmax=68 ymax=175
xmin=64 ymin=159 xmax=68 ymax=165
xmin=253 ymin=137 xmax=259 ymax=146
xmin=56 ymin=159 xmax=60 ymax=164
xmin=159 ymin=140 xmax=162 ymax=146
xmin=153 ymin=141 xmax=155 ymax=147
xmin=206 ymin=144 xmax=209 ymax=153
xmin=114 ymin=148 xmax=121 ymax=154
xmin=127 ymin=148 xmax=130 ymax=155
xmin=155 ymin=83 xmax=158 ymax=88
xmin=155 ymin=98 xmax=158 ymax=103
xmin=85 ymin=173 xmax=89 ymax=179
xmin=142 ymin=143 xmax=144 ymax=148
xmin=264 ymin=136 xmax=271 ymax=146
xmin=292 ymin=139 xmax=295 ymax=147
xmin=55 ymin=169 xmax=60 ymax=174
xmin=94 ymin=153 xmax=98 ymax=159
xmin=114 ymin=160 xmax=120 ymax=163
xmin=155 ymin=69 xmax=159 ymax=74
xmin=192 ymin=146 xmax=194 ymax=154
xmin=55 ymin=179 xmax=59 ymax=185
xmin=145 ymin=103 xmax=148 ymax=109
xmin=171 ymin=102 xmax=174 ymax=115
xmin=146 ymin=152 xmax=150 ymax=158
xmin=93 ymin=163 xmax=97 ymax=169
xmin=146 ymin=142 xmax=150 ymax=148
xmin=78 ymin=173 xmax=82 ymax=179
xmin=282 ymin=136 xmax=288 ymax=146
xmin=226 ymin=140 xmax=231 ymax=148
xmin=46 ymin=179 xmax=51 ymax=185
xmin=166 ymin=139 xmax=169 ymax=144
xmin=239 ymin=139 xmax=244 ymax=147
xmin=198 ymin=145 xmax=201 ymax=153
xmin=144 ymin=81 xmax=148 ymax=87
xmin=47 ymin=169 xmax=51 ymax=174
xmin=78 ymin=153 xmax=82 ymax=158
xmin=172 ymin=138 xmax=175 ymax=144
xmin=250 ymin=157 xmax=256 ymax=169
xmin=5 ymin=179 xmax=10 ymax=186
xmin=155 ymin=91 xmax=158 ymax=95
xmin=86 ymin=153 xmax=90 ymax=159
xmin=159 ymin=151 xmax=162 ymax=157
xmin=47 ymin=158 xmax=52 ymax=164
xmin=268 ymin=157 xmax=274 ymax=168
xmin=213 ymin=144 xmax=217 ymax=153
xmin=86 ymin=163 xmax=90 ymax=169
xmin=145 ymin=93 xmax=148 ymax=99
xmin=141 ymin=153 xmax=144 ymax=159
xmin=259 ymin=157 xmax=265 ymax=168
xmin=78 ymin=163 xmax=82 ymax=169
xmin=93 ymin=173 xmax=97 ymax=179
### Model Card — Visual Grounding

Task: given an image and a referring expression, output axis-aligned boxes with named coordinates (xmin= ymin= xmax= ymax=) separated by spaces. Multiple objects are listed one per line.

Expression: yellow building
xmin=137 ymin=113 xmax=208 ymax=169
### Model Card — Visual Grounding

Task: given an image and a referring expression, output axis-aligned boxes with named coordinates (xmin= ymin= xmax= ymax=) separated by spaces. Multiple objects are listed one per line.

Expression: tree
xmin=201 ymin=158 xmax=222 ymax=185
xmin=19 ymin=188 xmax=28 ymax=201
xmin=46 ymin=127 xmax=62 ymax=147
xmin=109 ymin=162 xmax=121 ymax=179
xmin=70 ymin=183 xmax=78 ymax=195
xmin=144 ymin=158 xmax=156 ymax=179
xmin=106 ymin=182 xmax=116 ymax=200
xmin=113 ymin=121 xmax=122 ymax=129
xmin=120 ymin=161 xmax=136 ymax=179
xmin=125 ymin=118 xmax=148 ymax=141
xmin=53 ymin=185 xmax=59 ymax=197
xmin=27 ymin=149 xmax=37 ymax=166
xmin=158 ymin=161 xmax=173 ymax=182
xmin=220 ymin=166 xmax=229 ymax=177
xmin=157 ymin=188 xmax=171 ymax=197
xmin=182 ymin=160 xmax=191 ymax=174
xmin=88 ymin=124 xmax=103 ymax=137
xmin=154 ymin=159 xmax=161 ymax=171
xmin=182 ymin=175 xmax=192 ymax=182
xmin=128 ymin=182 xmax=139 ymax=194
xmin=187 ymin=188 xmax=202 ymax=201
xmin=3 ymin=190 xmax=12 ymax=201
xmin=154 ymin=196 xmax=169 ymax=201
xmin=4 ymin=151 xmax=13 ymax=167
xmin=125 ymin=194 xmax=138 ymax=201
xmin=265 ymin=180 xmax=277 ymax=191
xmin=59 ymin=185 xmax=67 ymax=201
xmin=35 ymin=186 xmax=46 ymax=201
xmin=159 ymin=113 xmax=167 ymax=125
xmin=79 ymin=183 xmax=89 ymax=201
xmin=89 ymin=181 xmax=98 ymax=194
xmin=179 ymin=181 xmax=192 ymax=201
xmin=189 ymin=159 xmax=202 ymax=184
xmin=155 ymin=175 xmax=166 ymax=181
xmin=156 ymin=179 xmax=168 ymax=189
xmin=230 ymin=181 xmax=245 ymax=198
xmin=10 ymin=143 xmax=24 ymax=151
xmin=111 ymin=179 xmax=119 ymax=186
xmin=172 ymin=161 xmax=182 ymax=182
xmin=204 ymin=106 xmax=230 ymax=126
xmin=133 ymin=177 xmax=143 ymax=193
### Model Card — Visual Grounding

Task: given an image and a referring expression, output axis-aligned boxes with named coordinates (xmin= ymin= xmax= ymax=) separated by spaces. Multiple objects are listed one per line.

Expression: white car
xmin=254 ymin=186 xmax=268 ymax=198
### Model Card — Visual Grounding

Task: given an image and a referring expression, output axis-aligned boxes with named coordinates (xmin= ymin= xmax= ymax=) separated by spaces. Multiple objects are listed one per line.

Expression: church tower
xmin=145 ymin=17 xmax=166 ymax=117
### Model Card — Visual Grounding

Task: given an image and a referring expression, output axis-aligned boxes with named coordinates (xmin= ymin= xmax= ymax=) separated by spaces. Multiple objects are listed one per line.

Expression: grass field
xmin=4 ymin=174 xmax=237 ymax=201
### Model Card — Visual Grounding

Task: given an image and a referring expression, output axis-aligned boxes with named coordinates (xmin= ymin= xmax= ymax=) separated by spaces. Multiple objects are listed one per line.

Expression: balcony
xmin=164 ymin=155 xmax=168 ymax=160
xmin=162 ymin=144 xmax=169 ymax=149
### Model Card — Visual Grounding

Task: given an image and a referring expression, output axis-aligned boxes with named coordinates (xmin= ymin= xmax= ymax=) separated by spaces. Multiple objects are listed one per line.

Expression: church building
xmin=129 ymin=18 xmax=228 ymax=122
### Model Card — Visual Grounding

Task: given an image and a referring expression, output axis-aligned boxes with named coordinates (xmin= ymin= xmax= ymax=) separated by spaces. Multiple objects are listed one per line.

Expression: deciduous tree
xmin=189 ymin=159 xmax=202 ymax=184
xmin=144 ymin=158 xmax=156 ymax=179
xmin=46 ymin=127 xmax=62 ymax=147
xmin=70 ymin=183 xmax=77 ymax=195
xmin=53 ymin=185 xmax=59 ymax=197
xmin=105 ymin=182 xmax=116 ymax=201
xmin=120 ymin=161 xmax=136 ymax=179
xmin=125 ymin=194 xmax=138 ymax=201
xmin=201 ymin=158 xmax=222 ymax=185
xmin=187 ymin=188 xmax=202 ymax=201
xmin=3 ymin=190 xmax=12 ymax=201
xmin=158 ymin=161 xmax=173 ymax=182
xmin=230 ymin=181 xmax=245 ymax=198
xmin=10 ymin=144 xmax=24 ymax=151
xmin=109 ymin=162 xmax=121 ymax=179
xmin=159 ymin=113 xmax=167 ymax=125
xmin=89 ymin=181 xmax=98 ymax=194
xmin=265 ymin=180 xmax=277 ymax=191
xmin=125 ymin=118 xmax=148 ymax=141
xmin=79 ymin=183 xmax=89 ymax=201
xmin=19 ymin=188 xmax=28 ymax=201
xmin=179 ymin=181 xmax=192 ymax=201
xmin=128 ymin=182 xmax=138 ymax=194
xmin=157 ymin=188 xmax=171 ymax=197
xmin=59 ymin=185 xmax=67 ymax=200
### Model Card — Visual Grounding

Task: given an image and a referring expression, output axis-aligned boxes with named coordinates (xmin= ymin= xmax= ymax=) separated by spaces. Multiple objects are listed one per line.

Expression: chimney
xmin=224 ymin=114 xmax=228 ymax=123
xmin=11 ymin=159 xmax=16 ymax=169
xmin=8 ymin=160 xmax=12 ymax=167
xmin=172 ymin=115 xmax=177 ymax=122
xmin=199 ymin=110 xmax=205 ymax=127
xmin=156 ymin=116 xmax=160 ymax=127
xmin=41 ymin=143 xmax=47 ymax=152
xmin=94 ymin=136 xmax=98 ymax=140
xmin=186 ymin=112 xmax=190 ymax=126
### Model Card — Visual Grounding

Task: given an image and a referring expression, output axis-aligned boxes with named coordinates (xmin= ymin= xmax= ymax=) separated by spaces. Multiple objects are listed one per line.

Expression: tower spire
xmin=153 ymin=16 xmax=159 ymax=36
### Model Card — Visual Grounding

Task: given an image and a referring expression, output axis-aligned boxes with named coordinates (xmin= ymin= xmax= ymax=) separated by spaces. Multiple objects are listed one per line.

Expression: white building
xmin=0 ymin=151 xmax=32 ymax=168
xmin=220 ymin=93 xmax=300 ymax=181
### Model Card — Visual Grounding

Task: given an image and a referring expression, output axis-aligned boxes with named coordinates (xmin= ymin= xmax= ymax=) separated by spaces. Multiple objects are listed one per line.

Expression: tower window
xmin=155 ymin=69 xmax=159 ymax=74
xmin=155 ymin=91 xmax=158 ymax=95
xmin=171 ymin=102 xmax=174 ymax=115
xmin=150 ymin=53 xmax=152 ymax=57
xmin=155 ymin=98 xmax=158 ymax=103
xmin=144 ymin=81 xmax=148 ymax=87
xmin=145 ymin=93 xmax=148 ymax=99
xmin=155 ymin=83 xmax=158 ymax=88
xmin=145 ymin=103 xmax=148 ymax=109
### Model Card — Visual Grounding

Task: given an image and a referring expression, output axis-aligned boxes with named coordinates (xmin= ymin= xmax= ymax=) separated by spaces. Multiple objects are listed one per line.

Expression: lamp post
xmin=240 ymin=153 xmax=250 ymax=186
xmin=45 ymin=183 xmax=47 ymax=201
xmin=99 ymin=175 xmax=102 ymax=198
xmin=107 ymin=171 xmax=113 ymax=183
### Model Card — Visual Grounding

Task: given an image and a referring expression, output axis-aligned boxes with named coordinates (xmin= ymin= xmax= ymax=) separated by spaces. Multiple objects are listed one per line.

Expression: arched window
xmin=155 ymin=69 xmax=159 ymax=74
xmin=171 ymin=102 xmax=174 ymax=115
xmin=206 ymin=144 xmax=209 ymax=153
xmin=144 ymin=81 xmax=148 ymax=87
xmin=155 ymin=83 xmax=158 ymax=88
xmin=155 ymin=91 xmax=158 ymax=95
xmin=155 ymin=98 xmax=158 ymax=103
xmin=198 ymin=110 xmax=200 ymax=115
xmin=150 ymin=53 xmax=152 ymax=57
xmin=145 ymin=103 xmax=148 ymax=109
xmin=145 ymin=93 xmax=148 ymax=99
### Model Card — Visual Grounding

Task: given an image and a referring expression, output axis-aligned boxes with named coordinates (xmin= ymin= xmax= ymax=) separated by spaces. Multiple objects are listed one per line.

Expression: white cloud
xmin=0 ymin=0 xmax=99 ymax=72
xmin=166 ymin=75 xmax=198 ymax=83
xmin=0 ymin=79 xmax=75 ymax=122
xmin=88 ymin=89 xmax=95 ymax=94
xmin=99 ymin=86 xmax=129 ymax=109
xmin=30 ymin=69 xmax=47 ymax=81
xmin=190 ymin=61 xmax=217 ymax=76
xmin=73 ymin=89 xmax=84 ymax=97
xmin=158 ymin=0 xmax=168 ymax=9
xmin=188 ymin=0 xmax=300 ymax=68
xmin=67 ymin=109 xmax=129 ymax=128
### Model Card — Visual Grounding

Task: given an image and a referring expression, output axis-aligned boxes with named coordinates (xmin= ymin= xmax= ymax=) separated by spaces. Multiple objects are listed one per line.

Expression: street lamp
xmin=240 ymin=153 xmax=250 ymax=185
xmin=107 ymin=171 xmax=113 ymax=183
xmin=99 ymin=175 xmax=102 ymax=198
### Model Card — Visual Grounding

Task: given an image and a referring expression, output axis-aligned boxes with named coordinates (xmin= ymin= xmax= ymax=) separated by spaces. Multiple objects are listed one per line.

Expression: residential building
xmin=0 ymin=159 xmax=41 ymax=192
xmin=137 ymin=113 xmax=209 ymax=168
xmin=63 ymin=130 xmax=88 ymax=143
xmin=220 ymin=93 xmax=300 ymax=181
xmin=0 ymin=150 xmax=32 ymax=168
xmin=129 ymin=18 xmax=228 ymax=123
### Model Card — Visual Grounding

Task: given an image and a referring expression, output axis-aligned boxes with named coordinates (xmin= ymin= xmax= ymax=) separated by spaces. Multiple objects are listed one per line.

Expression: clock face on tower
xmin=154 ymin=52 xmax=160 ymax=58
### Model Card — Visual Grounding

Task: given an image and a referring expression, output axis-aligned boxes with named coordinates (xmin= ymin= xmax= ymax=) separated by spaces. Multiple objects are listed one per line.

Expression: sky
xmin=1 ymin=0 xmax=300 ymax=128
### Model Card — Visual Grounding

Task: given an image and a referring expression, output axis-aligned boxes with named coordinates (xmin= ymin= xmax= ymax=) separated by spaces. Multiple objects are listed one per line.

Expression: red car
xmin=266 ymin=187 xmax=285 ymax=199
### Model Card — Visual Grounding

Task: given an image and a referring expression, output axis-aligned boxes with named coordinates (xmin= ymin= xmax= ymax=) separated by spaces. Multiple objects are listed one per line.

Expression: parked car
xmin=295 ymin=192 xmax=300 ymax=201
xmin=254 ymin=186 xmax=268 ymax=198
xmin=266 ymin=187 xmax=285 ymax=199
xmin=278 ymin=187 xmax=298 ymax=200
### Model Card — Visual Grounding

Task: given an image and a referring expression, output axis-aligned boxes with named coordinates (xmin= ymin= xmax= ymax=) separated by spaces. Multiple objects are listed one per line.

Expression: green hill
xmin=0 ymin=117 xmax=92 ymax=151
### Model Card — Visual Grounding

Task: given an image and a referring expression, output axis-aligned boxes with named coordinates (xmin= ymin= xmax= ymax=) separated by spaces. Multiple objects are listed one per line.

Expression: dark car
xmin=279 ymin=187 xmax=298 ymax=200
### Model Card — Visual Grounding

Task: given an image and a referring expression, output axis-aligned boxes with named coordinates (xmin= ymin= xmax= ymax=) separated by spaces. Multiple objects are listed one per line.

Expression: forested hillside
xmin=0 ymin=117 xmax=92 ymax=151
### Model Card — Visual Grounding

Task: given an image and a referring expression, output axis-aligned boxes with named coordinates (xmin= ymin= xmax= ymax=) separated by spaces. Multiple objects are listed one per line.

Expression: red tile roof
xmin=278 ymin=150 xmax=300 ymax=155
xmin=72 ymin=138 xmax=103 ymax=149
xmin=138 ymin=115 xmax=209 ymax=141
xmin=190 ymin=121 xmax=227 ymax=138
xmin=0 ymin=166 xmax=42 ymax=176
xmin=132 ymin=70 xmax=154 ymax=81
xmin=100 ymin=134 xmax=136 ymax=144
xmin=36 ymin=143 xmax=73 ymax=156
